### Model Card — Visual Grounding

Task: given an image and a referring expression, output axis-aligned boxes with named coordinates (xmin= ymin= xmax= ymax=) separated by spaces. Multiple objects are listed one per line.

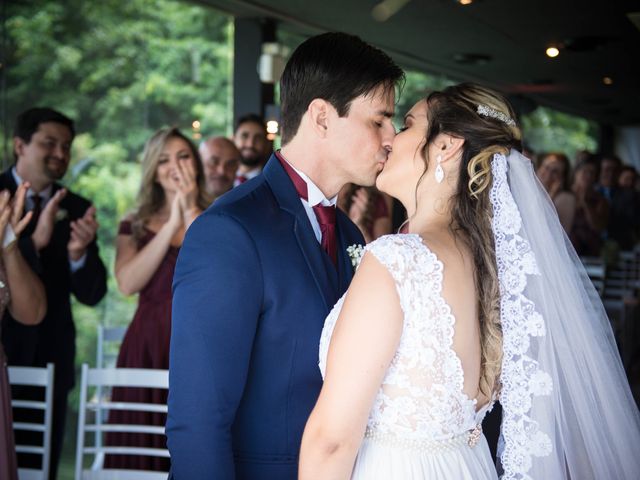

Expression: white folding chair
xmin=75 ymin=364 xmax=169 ymax=480
xmin=581 ymin=257 xmax=606 ymax=296
xmin=92 ymin=325 xmax=128 ymax=469
xmin=96 ymin=325 xmax=127 ymax=369
xmin=8 ymin=363 xmax=55 ymax=480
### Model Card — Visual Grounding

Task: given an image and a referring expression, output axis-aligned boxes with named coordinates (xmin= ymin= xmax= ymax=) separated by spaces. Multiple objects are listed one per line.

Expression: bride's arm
xmin=299 ymin=252 xmax=403 ymax=480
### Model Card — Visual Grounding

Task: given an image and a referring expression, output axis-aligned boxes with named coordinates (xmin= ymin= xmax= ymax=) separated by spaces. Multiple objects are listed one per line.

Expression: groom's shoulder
xmin=203 ymin=175 xmax=275 ymax=224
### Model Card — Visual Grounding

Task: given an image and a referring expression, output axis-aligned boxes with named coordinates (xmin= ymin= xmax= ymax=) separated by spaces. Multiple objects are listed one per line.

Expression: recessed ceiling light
xmin=457 ymin=0 xmax=474 ymax=4
xmin=603 ymin=76 xmax=613 ymax=85
xmin=546 ymin=46 xmax=560 ymax=58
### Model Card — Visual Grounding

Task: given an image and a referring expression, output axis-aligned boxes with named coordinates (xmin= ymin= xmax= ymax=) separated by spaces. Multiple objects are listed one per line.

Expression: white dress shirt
xmin=285 ymin=161 xmax=337 ymax=244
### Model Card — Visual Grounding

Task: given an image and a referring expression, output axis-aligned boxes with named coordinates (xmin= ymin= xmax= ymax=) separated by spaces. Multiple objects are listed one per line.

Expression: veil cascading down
xmin=490 ymin=149 xmax=640 ymax=479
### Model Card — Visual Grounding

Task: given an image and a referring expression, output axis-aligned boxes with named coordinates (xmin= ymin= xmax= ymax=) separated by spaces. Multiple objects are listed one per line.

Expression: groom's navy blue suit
xmin=167 ymin=154 xmax=365 ymax=479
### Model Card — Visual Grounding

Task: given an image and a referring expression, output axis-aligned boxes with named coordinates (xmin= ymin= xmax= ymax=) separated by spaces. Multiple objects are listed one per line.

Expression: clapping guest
xmin=1 ymin=107 xmax=107 ymax=480
xmin=104 ymin=127 xmax=208 ymax=471
xmin=1 ymin=184 xmax=46 ymax=480
xmin=570 ymin=156 xmax=608 ymax=256
xmin=338 ymin=184 xmax=392 ymax=243
xmin=535 ymin=152 xmax=576 ymax=233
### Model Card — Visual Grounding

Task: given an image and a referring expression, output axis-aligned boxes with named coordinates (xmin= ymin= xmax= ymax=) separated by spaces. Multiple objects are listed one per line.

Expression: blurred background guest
xmin=198 ymin=136 xmax=240 ymax=201
xmin=618 ymin=165 xmax=638 ymax=190
xmin=338 ymin=184 xmax=392 ymax=243
xmin=105 ymin=127 xmax=208 ymax=471
xmin=570 ymin=155 xmax=609 ymax=256
xmin=535 ymin=152 xmax=576 ymax=233
xmin=233 ymin=114 xmax=271 ymax=185
xmin=609 ymin=165 xmax=640 ymax=250
xmin=597 ymin=154 xmax=622 ymax=203
xmin=1 ymin=184 xmax=46 ymax=480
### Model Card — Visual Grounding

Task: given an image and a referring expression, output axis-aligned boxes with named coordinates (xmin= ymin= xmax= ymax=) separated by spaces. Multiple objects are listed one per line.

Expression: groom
xmin=167 ymin=32 xmax=404 ymax=479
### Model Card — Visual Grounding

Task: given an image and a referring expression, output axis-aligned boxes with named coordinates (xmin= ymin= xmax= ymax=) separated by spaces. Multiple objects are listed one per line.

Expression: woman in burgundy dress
xmin=104 ymin=128 xmax=209 ymax=471
xmin=0 ymin=183 xmax=46 ymax=480
xmin=338 ymin=184 xmax=392 ymax=243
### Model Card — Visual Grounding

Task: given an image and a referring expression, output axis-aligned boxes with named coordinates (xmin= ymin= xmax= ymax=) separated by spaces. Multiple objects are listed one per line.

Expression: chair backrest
xmin=75 ymin=364 xmax=169 ymax=480
xmin=582 ymin=258 xmax=606 ymax=296
xmin=8 ymin=363 xmax=55 ymax=480
xmin=93 ymin=325 xmax=128 ymax=467
xmin=96 ymin=325 xmax=127 ymax=369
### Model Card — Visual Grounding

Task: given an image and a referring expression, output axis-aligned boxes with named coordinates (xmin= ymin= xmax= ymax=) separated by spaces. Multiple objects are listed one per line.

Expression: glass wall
xmin=2 ymin=2 xmax=233 ymax=476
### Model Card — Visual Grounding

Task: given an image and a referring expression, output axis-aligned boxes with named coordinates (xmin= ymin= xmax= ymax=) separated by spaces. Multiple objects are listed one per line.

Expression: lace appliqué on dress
xmin=491 ymin=153 xmax=553 ymax=479
xmin=319 ymin=234 xmax=479 ymax=441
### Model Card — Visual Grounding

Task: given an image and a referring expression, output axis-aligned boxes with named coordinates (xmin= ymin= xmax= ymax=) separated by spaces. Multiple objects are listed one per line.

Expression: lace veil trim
xmin=490 ymin=153 xmax=553 ymax=479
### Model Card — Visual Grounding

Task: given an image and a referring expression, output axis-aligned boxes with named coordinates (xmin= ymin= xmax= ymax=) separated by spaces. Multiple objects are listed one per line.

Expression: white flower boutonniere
xmin=346 ymin=244 xmax=365 ymax=269
xmin=55 ymin=209 xmax=69 ymax=222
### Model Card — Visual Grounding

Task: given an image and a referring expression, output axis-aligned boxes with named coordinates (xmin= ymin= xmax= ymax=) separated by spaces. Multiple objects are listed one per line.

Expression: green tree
xmin=4 ymin=0 xmax=233 ymax=161
xmin=3 ymin=2 xmax=233 ymax=476
xmin=521 ymin=107 xmax=598 ymax=161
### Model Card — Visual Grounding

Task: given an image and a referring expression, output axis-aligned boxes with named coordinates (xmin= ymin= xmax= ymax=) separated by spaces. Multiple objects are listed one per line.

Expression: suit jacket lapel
xmin=0 ymin=168 xmax=18 ymax=194
xmin=263 ymin=156 xmax=335 ymax=309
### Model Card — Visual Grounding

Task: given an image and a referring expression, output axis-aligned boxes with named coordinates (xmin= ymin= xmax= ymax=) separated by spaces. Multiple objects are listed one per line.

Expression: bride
xmin=299 ymin=83 xmax=640 ymax=479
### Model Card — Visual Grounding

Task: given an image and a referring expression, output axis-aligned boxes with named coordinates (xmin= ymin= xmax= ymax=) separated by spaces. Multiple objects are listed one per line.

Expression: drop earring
xmin=435 ymin=154 xmax=444 ymax=183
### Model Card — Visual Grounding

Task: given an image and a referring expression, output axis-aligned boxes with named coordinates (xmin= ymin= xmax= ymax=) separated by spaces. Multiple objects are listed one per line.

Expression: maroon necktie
xmin=276 ymin=152 xmax=337 ymax=267
xmin=237 ymin=175 xmax=248 ymax=184
xmin=30 ymin=194 xmax=42 ymax=225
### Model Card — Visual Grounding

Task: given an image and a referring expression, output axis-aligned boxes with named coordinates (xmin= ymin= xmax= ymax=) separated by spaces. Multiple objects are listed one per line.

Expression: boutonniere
xmin=346 ymin=244 xmax=365 ymax=269
xmin=55 ymin=209 xmax=69 ymax=222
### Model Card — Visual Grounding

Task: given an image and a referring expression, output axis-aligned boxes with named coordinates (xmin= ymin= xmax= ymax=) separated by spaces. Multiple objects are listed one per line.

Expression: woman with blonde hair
xmin=105 ymin=127 xmax=209 ymax=471
xmin=300 ymin=83 xmax=640 ymax=479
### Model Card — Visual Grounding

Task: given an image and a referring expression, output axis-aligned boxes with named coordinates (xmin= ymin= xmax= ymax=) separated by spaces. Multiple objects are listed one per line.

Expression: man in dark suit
xmin=1 ymin=107 xmax=107 ymax=479
xmin=167 ymin=32 xmax=404 ymax=479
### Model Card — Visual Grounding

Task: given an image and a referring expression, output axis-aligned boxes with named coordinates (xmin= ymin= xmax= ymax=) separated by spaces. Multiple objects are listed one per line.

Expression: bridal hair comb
xmin=477 ymin=104 xmax=516 ymax=127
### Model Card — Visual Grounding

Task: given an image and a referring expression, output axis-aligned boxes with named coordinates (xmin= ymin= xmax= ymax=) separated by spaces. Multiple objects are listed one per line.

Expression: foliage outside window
xmin=3 ymin=2 xmax=233 ymax=475
xmin=520 ymin=107 xmax=598 ymax=162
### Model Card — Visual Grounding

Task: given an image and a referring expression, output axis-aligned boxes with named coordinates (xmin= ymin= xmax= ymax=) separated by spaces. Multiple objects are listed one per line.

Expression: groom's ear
xmin=307 ymin=99 xmax=330 ymax=139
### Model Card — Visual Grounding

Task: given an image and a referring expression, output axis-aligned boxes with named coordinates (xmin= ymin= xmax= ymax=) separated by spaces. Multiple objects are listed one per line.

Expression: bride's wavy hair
xmin=421 ymin=83 xmax=522 ymax=398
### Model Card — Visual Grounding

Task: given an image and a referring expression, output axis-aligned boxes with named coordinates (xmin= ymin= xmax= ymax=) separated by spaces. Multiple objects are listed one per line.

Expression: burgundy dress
xmin=104 ymin=220 xmax=178 ymax=472
xmin=0 ymin=263 xmax=18 ymax=480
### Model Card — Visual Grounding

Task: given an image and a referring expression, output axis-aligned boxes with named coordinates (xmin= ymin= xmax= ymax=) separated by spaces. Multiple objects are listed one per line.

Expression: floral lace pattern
xmin=319 ymin=234 xmax=480 ymax=440
xmin=490 ymin=153 xmax=553 ymax=479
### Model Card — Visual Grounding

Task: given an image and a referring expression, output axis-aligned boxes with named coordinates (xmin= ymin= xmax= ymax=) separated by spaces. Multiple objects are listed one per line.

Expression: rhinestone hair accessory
xmin=477 ymin=104 xmax=516 ymax=127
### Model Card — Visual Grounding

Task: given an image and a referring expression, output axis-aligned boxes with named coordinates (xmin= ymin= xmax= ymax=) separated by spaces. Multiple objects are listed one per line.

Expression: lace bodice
xmin=319 ymin=234 xmax=488 ymax=440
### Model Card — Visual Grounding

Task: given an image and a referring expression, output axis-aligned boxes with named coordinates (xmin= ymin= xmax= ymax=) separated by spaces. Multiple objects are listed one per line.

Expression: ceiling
xmin=196 ymin=0 xmax=640 ymax=126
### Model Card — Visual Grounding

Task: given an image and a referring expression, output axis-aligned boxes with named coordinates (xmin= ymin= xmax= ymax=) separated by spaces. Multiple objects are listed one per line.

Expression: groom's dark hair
xmin=279 ymin=32 xmax=404 ymax=145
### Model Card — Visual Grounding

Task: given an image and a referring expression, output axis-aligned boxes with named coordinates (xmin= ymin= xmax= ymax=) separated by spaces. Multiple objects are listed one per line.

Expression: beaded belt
xmin=363 ymin=424 xmax=483 ymax=453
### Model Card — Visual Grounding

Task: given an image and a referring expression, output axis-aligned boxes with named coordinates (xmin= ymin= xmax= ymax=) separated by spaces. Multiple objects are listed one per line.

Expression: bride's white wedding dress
xmin=319 ymin=233 xmax=498 ymax=480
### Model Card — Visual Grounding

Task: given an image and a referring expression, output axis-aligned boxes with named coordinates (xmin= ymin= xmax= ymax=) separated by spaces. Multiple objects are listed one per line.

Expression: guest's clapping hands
xmin=548 ymin=178 xmax=563 ymax=199
xmin=0 ymin=191 xmax=15 ymax=249
xmin=31 ymin=188 xmax=67 ymax=252
xmin=0 ymin=183 xmax=34 ymax=251
xmin=10 ymin=183 xmax=34 ymax=236
xmin=348 ymin=187 xmax=371 ymax=228
xmin=173 ymin=159 xmax=201 ymax=227
xmin=68 ymin=205 xmax=99 ymax=261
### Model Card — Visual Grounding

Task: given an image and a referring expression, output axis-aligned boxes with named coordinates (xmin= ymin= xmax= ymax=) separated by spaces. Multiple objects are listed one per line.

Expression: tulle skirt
xmin=351 ymin=432 xmax=498 ymax=480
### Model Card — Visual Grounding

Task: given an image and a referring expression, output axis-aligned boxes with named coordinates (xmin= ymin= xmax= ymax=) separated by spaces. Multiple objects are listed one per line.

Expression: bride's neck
xmin=404 ymin=189 xmax=453 ymax=234
xmin=404 ymin=192 xmax=454 ymax=236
